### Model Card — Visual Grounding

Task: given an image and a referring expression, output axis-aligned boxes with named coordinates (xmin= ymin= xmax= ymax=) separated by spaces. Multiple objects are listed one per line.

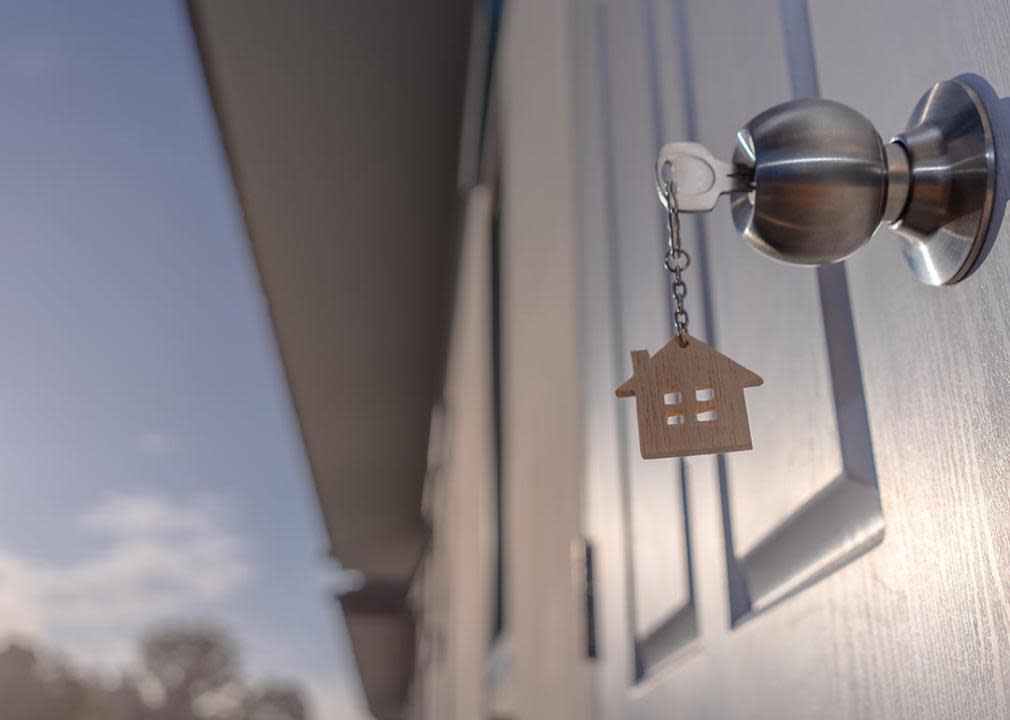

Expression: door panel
xmin=572 ymin=1 xmax=635 ymax=712
xmin=499 ymin=1 xmax=592 ymax=715
xmin=806 ymin=0 xmax=1010 ymax=713
xmin=595 ymin=0 xmax=695 ymax=659
xmin=580 ymin=0 xmax=1010 ymax=717
xmin=579 ymin=0 xmax=892 ymax=717
xmin=685 ymin=0 xmax=883 ymax=618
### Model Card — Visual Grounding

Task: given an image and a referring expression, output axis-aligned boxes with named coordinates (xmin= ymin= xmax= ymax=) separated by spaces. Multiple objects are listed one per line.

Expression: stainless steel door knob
xmin=658 ymin=79 xmax=996 ymax=285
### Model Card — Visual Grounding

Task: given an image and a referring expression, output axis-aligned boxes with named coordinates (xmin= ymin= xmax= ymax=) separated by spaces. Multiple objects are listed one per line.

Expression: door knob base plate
xmin=890 ymin=80 xmax=996 ymax=286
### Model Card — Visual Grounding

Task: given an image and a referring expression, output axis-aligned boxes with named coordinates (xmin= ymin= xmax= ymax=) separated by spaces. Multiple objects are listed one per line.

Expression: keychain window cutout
xmin=663 ymin=390 xmax=683 ymax=426
xmin=665 ymin=395 xmax=685 ymax=425
xmin=616 ymin=334 xmax=762 ymax=459
xmin=695 ymin=387 xmax=716 ymax=422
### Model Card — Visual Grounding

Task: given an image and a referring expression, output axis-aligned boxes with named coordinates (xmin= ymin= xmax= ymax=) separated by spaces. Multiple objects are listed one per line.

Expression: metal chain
xmin=662 ymin=179 xmax=691 ymax=347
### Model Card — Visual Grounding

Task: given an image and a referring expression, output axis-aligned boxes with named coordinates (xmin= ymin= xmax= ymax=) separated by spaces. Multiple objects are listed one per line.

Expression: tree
xmin=0 ymin=644 xmax=49 ymax=720
xmin=141 ymin=625 xmax=238 ymax=719
xmin=0 ymin=643 xmax=92 ymax=720
xmin=238 ymin=685 xmax=307 ymax=720
xmin=0 ymin=626 xmax=311 ymax=720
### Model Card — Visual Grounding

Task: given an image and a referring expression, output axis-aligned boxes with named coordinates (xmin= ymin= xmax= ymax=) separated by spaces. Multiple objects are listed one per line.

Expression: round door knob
xmin=730 ymin=99 xmax=895 ymax=265
xmin=727 ymin=79 xmax=995 ymax=285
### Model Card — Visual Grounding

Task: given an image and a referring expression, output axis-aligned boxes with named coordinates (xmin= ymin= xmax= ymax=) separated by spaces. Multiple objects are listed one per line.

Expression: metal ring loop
xmin=664 ymin=250 xmax=691 ymax=273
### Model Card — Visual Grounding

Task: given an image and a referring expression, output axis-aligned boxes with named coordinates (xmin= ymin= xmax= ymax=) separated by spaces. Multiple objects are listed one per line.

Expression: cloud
xmin=0 ymin=551 xmax=44 ymax=640
xmin=0 ymin=493 xmax=250 ymax=666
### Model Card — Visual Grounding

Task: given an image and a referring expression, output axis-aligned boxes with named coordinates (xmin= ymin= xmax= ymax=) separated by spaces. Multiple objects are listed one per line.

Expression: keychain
xmin=616 ymin=166 xmax=763 ymax=460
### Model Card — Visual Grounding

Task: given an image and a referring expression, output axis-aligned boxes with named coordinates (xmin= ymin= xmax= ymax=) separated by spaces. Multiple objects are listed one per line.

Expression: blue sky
xmin=0 ymin=2 xmax=367 ymax=717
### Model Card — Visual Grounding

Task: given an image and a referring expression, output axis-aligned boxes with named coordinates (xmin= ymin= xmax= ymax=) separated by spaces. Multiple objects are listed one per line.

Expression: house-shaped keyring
xmin=616 ymin=334 xmax=763 ymax=459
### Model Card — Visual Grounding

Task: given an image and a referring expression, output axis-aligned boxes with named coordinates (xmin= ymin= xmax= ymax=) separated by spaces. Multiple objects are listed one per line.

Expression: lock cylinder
xmin=882 ymin=142 xmax=911 ymax=223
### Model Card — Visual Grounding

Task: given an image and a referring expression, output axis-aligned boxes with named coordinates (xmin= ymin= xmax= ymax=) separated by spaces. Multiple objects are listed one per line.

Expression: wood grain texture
xmin=802 ymin=1 xmax=1010 ymax=716
xmin=616 ymin=334 xmax=763 ymax=458
xmin=580 ymin=0 xmax=1010 ymax=718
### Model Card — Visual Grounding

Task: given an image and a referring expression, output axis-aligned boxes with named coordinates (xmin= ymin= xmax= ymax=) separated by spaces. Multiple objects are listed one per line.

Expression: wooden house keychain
xmin=616 ymin=161 xmax=763 ymax=459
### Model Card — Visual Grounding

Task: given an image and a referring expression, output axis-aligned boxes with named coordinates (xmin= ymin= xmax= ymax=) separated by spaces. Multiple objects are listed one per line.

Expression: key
xmin=655 ymin=141 xmax=752 ymax=213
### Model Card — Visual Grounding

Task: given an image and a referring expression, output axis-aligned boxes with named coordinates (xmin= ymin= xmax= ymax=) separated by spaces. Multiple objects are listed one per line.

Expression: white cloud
xmin=0 ymin=550 xmax=44 ymax=640
xmin=0 ymin=493 xmax=250 ymax=666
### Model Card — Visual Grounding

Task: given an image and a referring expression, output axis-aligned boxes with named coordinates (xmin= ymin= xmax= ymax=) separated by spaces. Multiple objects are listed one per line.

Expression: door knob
xmin=658 ymin=79 xmax=996 ymax=285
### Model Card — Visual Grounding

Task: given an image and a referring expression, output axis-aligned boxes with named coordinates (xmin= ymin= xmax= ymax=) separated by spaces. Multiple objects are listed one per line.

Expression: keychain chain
xmin=663 ymin=179 xmax=691 ymax=346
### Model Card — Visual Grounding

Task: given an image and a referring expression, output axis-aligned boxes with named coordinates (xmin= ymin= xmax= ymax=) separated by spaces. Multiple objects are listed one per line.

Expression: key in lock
xmin=655 ymin=141 xmax=753 ymax=214
xmin=653 ymin=80 xmax=996 ymax=285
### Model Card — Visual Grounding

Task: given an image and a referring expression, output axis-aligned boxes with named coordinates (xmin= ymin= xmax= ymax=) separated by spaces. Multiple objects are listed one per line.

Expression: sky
xmin=0 ymin=2 xmax=369 ymax=718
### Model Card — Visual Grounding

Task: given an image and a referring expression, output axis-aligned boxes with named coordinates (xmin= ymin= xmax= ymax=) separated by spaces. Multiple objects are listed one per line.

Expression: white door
xmin=576 ymin=0 xmax=1010 ymax=717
